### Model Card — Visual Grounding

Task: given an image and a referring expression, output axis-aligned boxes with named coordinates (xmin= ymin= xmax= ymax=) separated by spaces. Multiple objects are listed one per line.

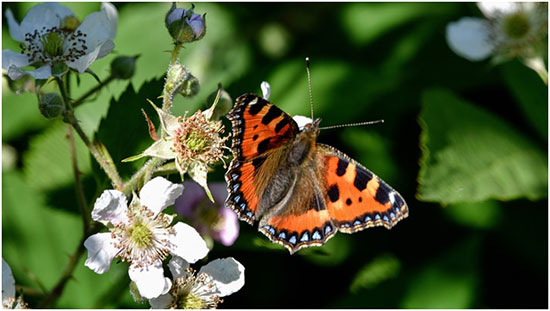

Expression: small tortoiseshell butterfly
xmin=225 ymin=90 xmax=408 ymax=254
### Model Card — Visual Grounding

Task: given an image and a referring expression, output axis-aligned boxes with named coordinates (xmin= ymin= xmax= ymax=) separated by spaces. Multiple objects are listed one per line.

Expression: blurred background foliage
xmin=2 ymin=2 xmax=548 ymax=308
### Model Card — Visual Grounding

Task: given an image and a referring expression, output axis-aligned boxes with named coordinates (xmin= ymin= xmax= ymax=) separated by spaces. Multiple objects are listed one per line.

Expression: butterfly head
xmin=302 ymin=118 xmax=322 ymax=134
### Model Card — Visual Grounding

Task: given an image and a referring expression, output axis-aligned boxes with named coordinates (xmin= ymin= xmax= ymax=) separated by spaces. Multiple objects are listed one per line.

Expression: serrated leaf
xmin=94 ymin=78 xmax=164 ymax=179
xmin=23 ymin=123 xmax=91 ymax=191
xmin=417 ymin=88 xmax=547 ymax=204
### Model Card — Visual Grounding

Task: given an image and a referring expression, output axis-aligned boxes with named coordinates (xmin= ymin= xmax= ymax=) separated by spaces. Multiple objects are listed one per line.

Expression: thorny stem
xmin=38 ymin=224 xmax=100 ymax=308
xmin=56 ymin=77 xmax=124 ymax=190
xmin=171 ymin=42 xmax=183 ymax=65
xmin=163 ymin=42 xmax=184 ymax=112
xmin=66 ymin=124 xmax=90 ymax=235
xmin=72 ymin=74 xmax=116 ymax=108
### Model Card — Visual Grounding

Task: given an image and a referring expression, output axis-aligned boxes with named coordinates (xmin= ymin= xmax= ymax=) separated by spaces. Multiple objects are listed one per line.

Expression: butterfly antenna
xmin=305 ymin=57 xmax=314 ymax=120
xmin=319 ymin=119 xmax=384 ymax=131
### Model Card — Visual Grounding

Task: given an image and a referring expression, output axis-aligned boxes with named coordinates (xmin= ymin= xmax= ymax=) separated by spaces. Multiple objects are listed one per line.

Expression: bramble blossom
xmin=446 ymin=2 xmax=548 ymax=82
xmin=83 ymin=177 xmax=209 ymax=299
xmin=149 ymin=256 xmax=245 ymax=309
xmin=2 ymin=2 xmax=117 ymax=80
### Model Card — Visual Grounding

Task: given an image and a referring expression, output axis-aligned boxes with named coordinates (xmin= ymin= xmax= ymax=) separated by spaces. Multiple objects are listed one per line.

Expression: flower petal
xmin=2 ymin=259 xmax=16 ymax=301
xmin=139 ymin=177 xmax=184 ymax=215
xmin=84 ymin=233 xmax=119 ymax=274
xmin=129 ymin=261 xmax=169 ymax=299
xmin=214 ymin=206 xmax=240 ymax=246
xmin=91 ymin=189 xmax=129 ymax=224
xmin=292 ymin=115 xmax=313 ymax=130
xmin=261 ymin=81 xmax=271 ymax=99
xmin=188 ymin=161 xmax=214 ymax=202
xmin=101 ymin=2 xmax=118 ymax=38
xmin=169 ymin=222 xmax=209 ymax=263
xmin=97 ymin=40 xmax=115 ymax=59
xmin=19 ymin=3 xmax=74 ymax=37
xmin=198 ymin=257 xmax=245 ymax=297
xmin=66 ymin=44 xmax=101 ymax=73
xmin=2 ymin=49 xmax=31 ymax=71
xmin=76 ymin=10 xmax=113 ymax=51
xmin=174 ymin=180 xmax=210 ymax=218
xmin=140 ymin=139 xmax=178 ymax=160
xmin=446 ymin=17 xmax=494 ymax=61
xmin=149 ymin=293 xmax=173 ymax=309
xmin=168 ymin=256 xmax=190 ymax=280
xmin=5 ymin=9 xmax=23 ymax=42
xmin=477 ymin=2 xmax=526 ymax=18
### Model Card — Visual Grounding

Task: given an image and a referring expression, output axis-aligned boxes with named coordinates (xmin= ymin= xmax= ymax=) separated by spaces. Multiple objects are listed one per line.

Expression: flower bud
xmin=166 ymin=63 xmax=200 ymax=97
xmin=110 ymin=55 xmax=139 ymax=79
xmin=165 ymin=3 xmax=206 ymax=44
xmin=38 ymin=93 xmax=64 ymax=119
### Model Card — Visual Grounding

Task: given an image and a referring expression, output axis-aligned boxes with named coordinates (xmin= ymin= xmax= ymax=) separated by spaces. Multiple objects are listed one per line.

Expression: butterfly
xmin=225 ymin=93 xmax=408 ymax=254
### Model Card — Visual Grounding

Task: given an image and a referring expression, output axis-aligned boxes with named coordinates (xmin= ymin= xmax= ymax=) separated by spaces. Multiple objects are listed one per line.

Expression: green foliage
xmin=417 ymin=88 xmax=547 ymax=204
xmin=94 ymin=78 xmax=164 ymax=179
xmin=350 ymin=253 xmax=401 ymax=293
xmin=2 ymin=2 xmax=547 ymax=309
xmin=501 ymin=60 xmax=548 ymax=140
xmin=23 ymin=123 xmax=91 ymax=191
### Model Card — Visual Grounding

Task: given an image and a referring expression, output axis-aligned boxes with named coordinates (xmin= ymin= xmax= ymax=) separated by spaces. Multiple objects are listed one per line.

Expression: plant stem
xmin=56 ymin=77 xmax=124 ymax=190
xmin=66 ymin=124 xmax=90 ymax=235
xmin=123 ymin=157 xmax=163 ymax=196
xmin=171 ymin=42 xmax=183 ymax=65
xmin=72 ymin=74 xmax=116 ymax=108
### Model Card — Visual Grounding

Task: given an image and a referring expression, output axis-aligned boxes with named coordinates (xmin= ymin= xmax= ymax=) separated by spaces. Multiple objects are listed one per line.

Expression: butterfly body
xmin=225 ymin=93 xmax=408 ymax=254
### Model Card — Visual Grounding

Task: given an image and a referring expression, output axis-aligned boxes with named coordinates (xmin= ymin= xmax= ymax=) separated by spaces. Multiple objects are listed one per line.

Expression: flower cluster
xmin=2 ymin=2 xmax=117 ymax=80
xmin=84 ymin=177 xmax=210 ymax=299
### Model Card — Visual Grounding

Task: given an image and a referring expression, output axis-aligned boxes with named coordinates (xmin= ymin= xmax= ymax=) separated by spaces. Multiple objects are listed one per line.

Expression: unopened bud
xmin=166 ymin=63 xmax=200 ymax=97
xmin=38 ymin=93 xmax=64 ymax=119
xmin=111 ymin=55 xmax=139 ymax=79
xmin=165 ymin=3 xmax=206 ymax=44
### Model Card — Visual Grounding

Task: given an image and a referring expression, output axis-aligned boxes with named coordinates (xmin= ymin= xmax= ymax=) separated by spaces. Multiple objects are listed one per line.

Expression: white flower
xmin=2 ymin=2 xmax=117 ymax=80
xmin=149 ymin=257 xmax=245 ymax=309
xmin=84 ymin=177 xmax=210 ymax=299
xmin=2 ymin=259 xmax=27 ymax=309
xmin=124 ymin=101 xmax=228 ymax=202
xmin=446 ymin=2 xmax=547 ymax=62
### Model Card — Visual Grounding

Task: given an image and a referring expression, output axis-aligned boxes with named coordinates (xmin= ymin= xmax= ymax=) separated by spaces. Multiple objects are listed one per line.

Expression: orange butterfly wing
xmin=318 ymin=144 xmax=409 ymax=232
xmin=225 ymin=94 xmax=299 ymax=224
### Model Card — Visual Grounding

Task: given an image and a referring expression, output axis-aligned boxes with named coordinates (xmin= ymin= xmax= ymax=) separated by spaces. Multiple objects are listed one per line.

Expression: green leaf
xmin=500 ymin=59 xmax=548 ymax=140
xmin=94 ymin=78 xmax=164 ymax=179
xmin=340 ymin=3 xmax=458 ymax=46
xmin=350 ymin=253 xmax=401 ymax=293
xmin=417 ymin=88 xmax=548 ymax=204
xmin=400 ymin=237 xmax=480 ymax=308
xmin=23 ymin=122 xmax=91 ymax=191
xmin=2 ymin=91 xmax=48 ymax=142
xmin=443 ymin=200 xmax=503 ymax=229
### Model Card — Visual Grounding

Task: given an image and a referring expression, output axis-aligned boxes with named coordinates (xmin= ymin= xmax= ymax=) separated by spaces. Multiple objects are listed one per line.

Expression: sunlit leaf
xmin=23 ymin=123 xmax=91 ymax=191
xmin=340 ymin=3 xmax=458 ymax=46
xmin=443 ymin=200 xmax=503 ymax=229
xmin=417 ymin=88 xmax=548 ymax=204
